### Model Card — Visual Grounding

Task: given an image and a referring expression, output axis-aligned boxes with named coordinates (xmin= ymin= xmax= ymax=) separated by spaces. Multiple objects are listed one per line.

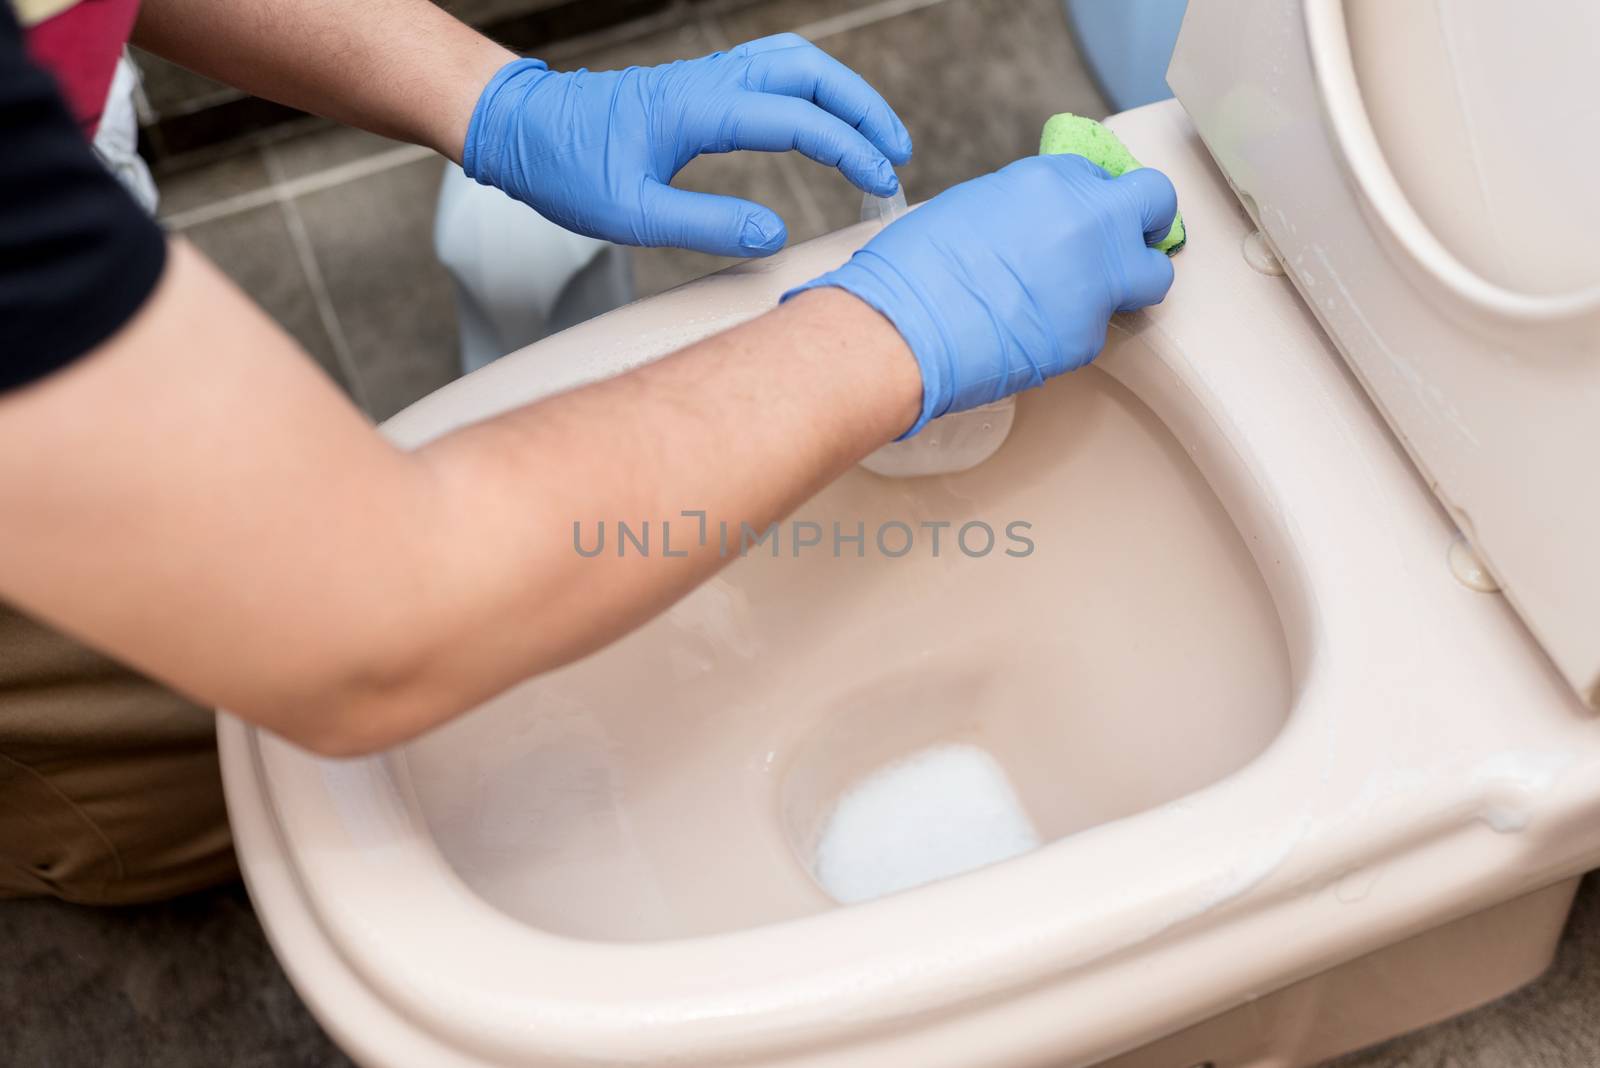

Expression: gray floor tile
xmin=293 ymin=158 xmax=461 ymax=421
xmin=154 ymin=150 xmax=272 ymax=220
xmin=713 ymin=0 xmax=903 ymax=41
xmin=724 ymin=0 xmax=1107 ymax=230
xmin=264 ymin=124 xmax=417 ymax=183
xmin=181 ymin=205 xmax=354 ymax=397
xmin=0 ymin=885 xmax=353 ymax=1068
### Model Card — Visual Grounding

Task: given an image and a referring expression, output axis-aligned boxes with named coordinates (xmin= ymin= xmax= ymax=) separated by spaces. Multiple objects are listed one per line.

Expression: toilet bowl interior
xmin=399 ymin=345 xmax=1295 ymax=943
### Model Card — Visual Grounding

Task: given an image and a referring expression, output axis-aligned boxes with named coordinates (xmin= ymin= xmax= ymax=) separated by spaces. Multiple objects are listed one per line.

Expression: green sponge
xmin=1039 ymin=113 xmax=1185 ymax=255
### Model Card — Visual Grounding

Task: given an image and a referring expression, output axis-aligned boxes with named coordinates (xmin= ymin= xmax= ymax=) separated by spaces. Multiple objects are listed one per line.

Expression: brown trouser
xmin=0 ymin=602 xmax=237 ymax=904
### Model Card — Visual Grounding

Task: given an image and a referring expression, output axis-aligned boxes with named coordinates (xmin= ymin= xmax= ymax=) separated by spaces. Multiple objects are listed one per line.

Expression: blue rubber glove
xmin=462 ymin=34 xmax=913 ymax=257
xmin=786 ymin=154 xmax=1178 ymax=437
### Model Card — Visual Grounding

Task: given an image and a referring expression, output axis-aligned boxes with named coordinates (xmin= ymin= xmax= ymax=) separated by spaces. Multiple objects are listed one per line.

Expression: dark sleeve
xmin=0 ymin=3 xmax=167 ymax=393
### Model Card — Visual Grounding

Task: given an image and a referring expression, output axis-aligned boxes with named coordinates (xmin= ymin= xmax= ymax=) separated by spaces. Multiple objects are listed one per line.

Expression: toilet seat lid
xmin=1170 ymin=0 xmax=1600 ymax=706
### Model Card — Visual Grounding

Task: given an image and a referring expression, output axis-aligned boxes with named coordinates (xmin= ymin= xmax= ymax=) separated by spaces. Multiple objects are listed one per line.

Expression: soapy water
xmin=857 ymin=186 xmax=1019 ymax=478
xmin=858 ymin=399 xmax=1018 ymax=478
xmin=812 ymin=742 xmax=1042 ymax=905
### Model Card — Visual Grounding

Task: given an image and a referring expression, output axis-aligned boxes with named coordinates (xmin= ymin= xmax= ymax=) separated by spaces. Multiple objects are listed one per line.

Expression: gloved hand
xmin=462 ymin=33 xmax=912 ymax=258
xmin=786 ymin=154 xmax=1178 ymax=437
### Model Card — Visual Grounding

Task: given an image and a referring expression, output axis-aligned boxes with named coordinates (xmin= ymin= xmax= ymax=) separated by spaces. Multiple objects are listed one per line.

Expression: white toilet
xmin=218 ymin=2 xmax=1600 ymax=1066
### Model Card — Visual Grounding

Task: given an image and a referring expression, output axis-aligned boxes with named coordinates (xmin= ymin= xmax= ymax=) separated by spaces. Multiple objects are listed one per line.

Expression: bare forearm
xmin=385 ymin=289 xmax=918 ymax=748
xmin=132 ymin=0 xmax=511 ymax=160
xmin=0 ymin=244 xmax=914 ymax=754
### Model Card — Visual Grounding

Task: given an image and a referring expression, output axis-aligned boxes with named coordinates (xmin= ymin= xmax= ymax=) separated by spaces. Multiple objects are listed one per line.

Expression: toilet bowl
xmin=219 ymin=4 xmax=1600 ymax=1066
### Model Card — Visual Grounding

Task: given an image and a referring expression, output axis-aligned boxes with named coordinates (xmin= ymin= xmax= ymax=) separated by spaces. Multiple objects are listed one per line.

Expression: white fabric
xmin=91 ymin=52 xmax=158 ymax=215
xmin=434 ymin=164 xmax=629 ymax=374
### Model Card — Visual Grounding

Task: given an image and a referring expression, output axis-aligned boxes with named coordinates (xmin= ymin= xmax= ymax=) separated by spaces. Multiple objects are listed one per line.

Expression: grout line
xmin=704 ymin=0 xmax=963 ymax=47
xmin=785 ymin=0 xmax=962 ymax=44
xmin=162 ymin=142 xmax=435 ymax=231
xmin=261 ymin=151 xmax=376 ymax=415
xmin=161 ymin=184 xmax=278 ymax=231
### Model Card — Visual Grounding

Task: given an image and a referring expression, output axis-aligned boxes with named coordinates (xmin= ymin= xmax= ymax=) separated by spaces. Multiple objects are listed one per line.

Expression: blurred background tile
xmin=153 ymin=150 xmax=272 ymax=220
xmin=291 ymin=157 xmax=459 ymax=419
xmin=708 ymin=0 xmax=914 ymax=41
xmin=262 ymin=125 xmax=419 ymax=184
xmin=0 ymin=885 xmax=354 ymax=1068
xmin=180 ymin=204 xmax=352 ymax=395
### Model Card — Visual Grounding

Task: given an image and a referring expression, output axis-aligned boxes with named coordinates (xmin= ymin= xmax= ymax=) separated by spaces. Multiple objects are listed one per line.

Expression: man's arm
xmin=0 ymin=240 xmax=919 ymax=756
xmin=4 ymin=0 xmax=1175 ymax=758
xmin=132 ymin=0 xmax=509 ymax=161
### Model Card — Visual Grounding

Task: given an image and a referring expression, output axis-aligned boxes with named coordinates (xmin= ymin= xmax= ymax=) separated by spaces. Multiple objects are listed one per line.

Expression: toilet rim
xmin=222 ymin=103 xmax=1600 ymax=1066
xmin=228 ymin=327 xmax=1572 ymax=1066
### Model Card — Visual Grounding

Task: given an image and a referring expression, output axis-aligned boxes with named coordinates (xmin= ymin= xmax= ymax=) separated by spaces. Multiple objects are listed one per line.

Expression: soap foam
xmin=812 ymin=743 xmax=1042 ymax=905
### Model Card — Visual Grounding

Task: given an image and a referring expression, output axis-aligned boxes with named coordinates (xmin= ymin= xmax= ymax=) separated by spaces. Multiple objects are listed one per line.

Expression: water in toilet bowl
xmin=812 ymin=742 xmax=1042 ymax=904
xmin=857 ymin=399 xmax=1019 ymax=478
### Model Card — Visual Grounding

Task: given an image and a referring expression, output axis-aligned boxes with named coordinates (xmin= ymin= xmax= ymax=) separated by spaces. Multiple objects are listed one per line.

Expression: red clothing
xmin=23 ymin=0 xmax=140 ymax=137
